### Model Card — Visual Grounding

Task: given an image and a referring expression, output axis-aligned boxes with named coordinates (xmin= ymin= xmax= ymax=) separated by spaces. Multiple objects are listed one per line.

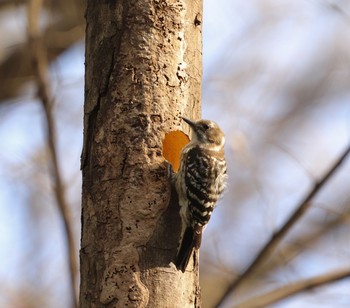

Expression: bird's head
xmin=181 ymin=117 xmax=225 ymax=150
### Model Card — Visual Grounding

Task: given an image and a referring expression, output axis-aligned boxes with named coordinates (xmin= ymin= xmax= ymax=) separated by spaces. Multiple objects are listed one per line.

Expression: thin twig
xmin=234 ymin=268 xmax=350 ymax=308
xmin=27 ymin=1 xmax=78 ymax=307
xmin=215 ymin=144 xmax=350 ymax=307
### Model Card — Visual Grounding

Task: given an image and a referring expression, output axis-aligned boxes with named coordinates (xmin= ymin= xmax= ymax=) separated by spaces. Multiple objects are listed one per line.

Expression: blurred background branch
xmin=0 ymin=0 xmax=84 ymax=102
xmin=216 ymin=144 xmax=350 ymax=307
xmin=234 ymin=268 xmax=350 ymax=308
xmin=27 ymin=0 xmax=78 ymax=307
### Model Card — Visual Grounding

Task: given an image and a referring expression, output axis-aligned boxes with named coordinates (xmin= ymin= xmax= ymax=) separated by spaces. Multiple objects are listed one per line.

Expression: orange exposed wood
xmin=162 ymin=131 xmax=190 ymax=172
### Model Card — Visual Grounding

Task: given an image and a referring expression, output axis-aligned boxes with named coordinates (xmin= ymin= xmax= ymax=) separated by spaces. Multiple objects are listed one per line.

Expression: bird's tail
xmin=175 ymin=226 xmax=203 ymax=272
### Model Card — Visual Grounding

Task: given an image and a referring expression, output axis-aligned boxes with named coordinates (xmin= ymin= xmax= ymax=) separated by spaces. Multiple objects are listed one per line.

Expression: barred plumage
xmin=175 ymin=117 xmax=227 ymax=272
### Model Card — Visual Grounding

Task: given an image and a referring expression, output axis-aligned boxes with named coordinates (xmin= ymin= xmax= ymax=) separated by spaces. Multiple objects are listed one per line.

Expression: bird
xmin=174 ymin=116 xmax=227 ymax=272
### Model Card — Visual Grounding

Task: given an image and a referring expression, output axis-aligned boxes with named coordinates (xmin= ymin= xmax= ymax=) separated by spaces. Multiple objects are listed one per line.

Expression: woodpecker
xmin=175 ymin=117 xmax=227 ymax=272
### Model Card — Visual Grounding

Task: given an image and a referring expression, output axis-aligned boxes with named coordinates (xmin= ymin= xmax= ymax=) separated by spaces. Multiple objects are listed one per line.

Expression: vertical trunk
xmin=80 ymin=1 xmax=202 ymax=307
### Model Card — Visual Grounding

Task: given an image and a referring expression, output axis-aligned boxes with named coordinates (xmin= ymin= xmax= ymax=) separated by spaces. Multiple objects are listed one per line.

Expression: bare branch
xmin=0 ymin=1 xmax=84 ymax=102
xmin=27 ymin=1 xmax=78 ymax=307
xmin=215 ymin=143 xmax=350 ymax=307
xmin=234 ymin=268 xmax=350 ymax=308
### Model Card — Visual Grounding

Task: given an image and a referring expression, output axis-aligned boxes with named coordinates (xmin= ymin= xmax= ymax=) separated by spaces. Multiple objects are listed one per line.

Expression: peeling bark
xmin=80 ymin=0 xmax=202 ymax=307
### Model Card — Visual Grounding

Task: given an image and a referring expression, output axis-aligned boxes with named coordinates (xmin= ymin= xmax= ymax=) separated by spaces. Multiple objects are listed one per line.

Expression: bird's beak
xmin=180 ymin=117 xmax=196 ymax=129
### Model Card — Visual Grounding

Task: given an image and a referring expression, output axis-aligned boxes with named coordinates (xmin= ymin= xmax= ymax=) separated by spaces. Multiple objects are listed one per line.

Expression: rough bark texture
xmin=80 ymin=0 xmax=202 ymax=307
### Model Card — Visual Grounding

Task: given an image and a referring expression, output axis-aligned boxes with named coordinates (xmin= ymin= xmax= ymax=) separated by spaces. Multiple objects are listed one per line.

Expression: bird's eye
xmin=202 ymin=123 xmax=210 ymax=130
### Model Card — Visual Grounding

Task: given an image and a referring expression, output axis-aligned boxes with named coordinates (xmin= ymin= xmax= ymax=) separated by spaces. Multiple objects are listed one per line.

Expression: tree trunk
xmin=80 ymin=1 xmax=202 ymax=307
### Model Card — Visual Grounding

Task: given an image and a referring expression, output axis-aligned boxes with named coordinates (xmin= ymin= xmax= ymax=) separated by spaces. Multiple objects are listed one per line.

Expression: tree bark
xmin=80 ymin=1 xmax=202 ymax=307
